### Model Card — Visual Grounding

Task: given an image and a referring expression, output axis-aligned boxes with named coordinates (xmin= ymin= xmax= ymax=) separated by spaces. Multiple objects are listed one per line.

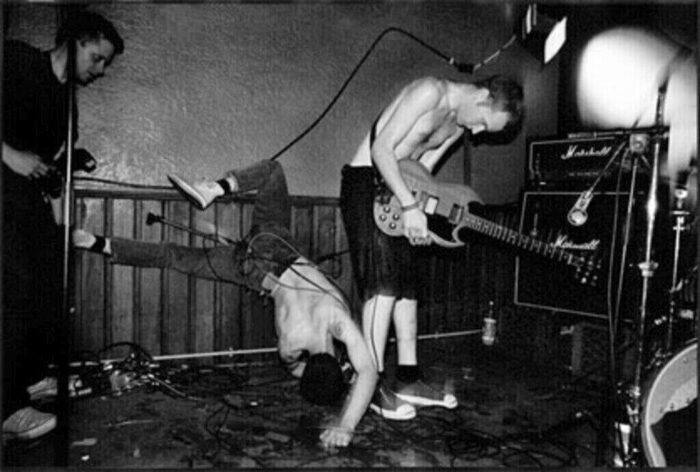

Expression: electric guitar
xmin=373 ymin=159 xmax=602 ymax=286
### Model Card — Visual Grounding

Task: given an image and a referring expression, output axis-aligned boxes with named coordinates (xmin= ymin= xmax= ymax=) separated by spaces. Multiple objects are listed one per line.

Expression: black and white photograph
xmin=1 ymin=1 xmax=696 ymax=468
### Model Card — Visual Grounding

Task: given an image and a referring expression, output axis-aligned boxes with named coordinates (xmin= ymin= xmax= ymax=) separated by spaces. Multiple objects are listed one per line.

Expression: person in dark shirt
xmin=2 ymin=11 xmax=124 ymax=441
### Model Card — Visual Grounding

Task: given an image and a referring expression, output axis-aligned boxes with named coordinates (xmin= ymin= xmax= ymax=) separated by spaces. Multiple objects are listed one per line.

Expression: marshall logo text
xmin=554 ymin=235 xmax=600 ymax=251
xmin=560 ymin=144 xmax=613 ymax=161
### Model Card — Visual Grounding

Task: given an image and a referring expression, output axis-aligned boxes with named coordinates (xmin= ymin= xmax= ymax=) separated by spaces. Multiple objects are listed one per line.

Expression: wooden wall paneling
xmin=451 ymin=247 xmax=472 ymax=322
xmin=102 ymin=198 xmax=114 ymax=350
xmin=291 ymin=203 xmax=313 ymax=259
xmin=73 ymin=197 xmax=106 ymax=354
xmin=239 ymin=203 xmax=258 ymax=349
xmin=214 ymin=200 xmax=243 ymax=353
xmin=191 ymin=205 xmax=218 ymax=356
xmin=163 ymin=200 xmax=191 ymax=354
xmin=314 ymin=204 xmax=336 ymax=276
xmin=110 ymin=199 xmax=136 ymax=348
xmin=333 ymin=208 xmax=355 ymax=306
xmin=135 ymin=199 xmax=164 ymax=356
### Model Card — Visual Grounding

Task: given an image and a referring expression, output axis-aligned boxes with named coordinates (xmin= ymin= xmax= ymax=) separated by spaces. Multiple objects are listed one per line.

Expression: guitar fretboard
xmin=460 ymin=213 xmax=583 ymax=269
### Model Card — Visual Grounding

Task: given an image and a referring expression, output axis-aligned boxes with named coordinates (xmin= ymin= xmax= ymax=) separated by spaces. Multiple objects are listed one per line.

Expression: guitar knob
xmin=389 ymin=223 xmax=396 ymax=230
xmin=379 ymin=214 xmax=386 ymax=221
xmin=383 ymin=206 xmax=391 ymax=213
xmin=392 ymin=213 xmax=400 ymax=220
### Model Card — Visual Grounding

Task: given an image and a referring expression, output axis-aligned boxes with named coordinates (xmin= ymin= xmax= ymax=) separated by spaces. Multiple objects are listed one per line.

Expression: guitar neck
xmin=460 ymin=212 xmax=578 ymax=267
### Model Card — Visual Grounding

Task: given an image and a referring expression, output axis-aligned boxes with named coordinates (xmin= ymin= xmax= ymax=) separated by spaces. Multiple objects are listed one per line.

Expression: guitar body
xmin=373 ymin=158 xmax=601 ymax=286
xmin=373 ymin=159 xmax=483 ymax=248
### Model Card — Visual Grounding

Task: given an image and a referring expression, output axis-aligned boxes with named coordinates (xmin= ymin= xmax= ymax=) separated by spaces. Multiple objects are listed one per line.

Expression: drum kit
xmin=604 ymin=115 xmax=697 ymax=467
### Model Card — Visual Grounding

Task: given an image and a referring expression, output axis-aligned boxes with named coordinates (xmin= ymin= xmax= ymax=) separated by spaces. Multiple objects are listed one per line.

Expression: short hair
xmin=55 ymin=11 xmax=124 ymax=55
xmin=474 ymin=75 xmax=524 ymax=134
xmin=299 ymin=353 xmax=347 ymax=406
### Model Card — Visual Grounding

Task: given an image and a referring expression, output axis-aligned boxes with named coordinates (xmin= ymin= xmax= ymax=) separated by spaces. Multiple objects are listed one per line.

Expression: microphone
xmin=567 ymin=189 xmax=593 ymax=227
xmin=146 ymin=212 xmax=162 ymax=226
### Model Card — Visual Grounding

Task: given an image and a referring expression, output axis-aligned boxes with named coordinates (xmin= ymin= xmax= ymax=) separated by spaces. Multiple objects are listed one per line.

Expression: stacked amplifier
xmin=515 ymin=134 xmax=643 ymax=319
xmin=526 ymin=134 xmax=633 ymax=191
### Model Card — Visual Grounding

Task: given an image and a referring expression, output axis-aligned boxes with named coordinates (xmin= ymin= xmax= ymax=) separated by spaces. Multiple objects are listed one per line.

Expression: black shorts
xmin=339 ymin=165 xmax=418 ymax=301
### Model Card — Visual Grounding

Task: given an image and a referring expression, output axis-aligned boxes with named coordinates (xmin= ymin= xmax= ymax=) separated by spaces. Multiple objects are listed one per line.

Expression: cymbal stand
xmin=662 ymin=185 xmax=691 ymax=353
xmin=619 ymin=85 xmax=669 ymax=467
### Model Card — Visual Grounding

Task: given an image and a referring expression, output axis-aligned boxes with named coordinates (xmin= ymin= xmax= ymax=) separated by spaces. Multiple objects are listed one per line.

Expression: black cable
xmin=72 ymin=26 xmax=516 ymax=196
xmin=268 ymin=26 xmax=472 ymax=163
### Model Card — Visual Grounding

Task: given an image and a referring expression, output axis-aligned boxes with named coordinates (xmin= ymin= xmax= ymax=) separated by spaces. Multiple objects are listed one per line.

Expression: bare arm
xmin=371 ymin=78 xmax=445 ymax=241
xmin=2 ymin=142 xmax=53 ymax=179
xmin=319 ymin=315 xmax=378 ymax=449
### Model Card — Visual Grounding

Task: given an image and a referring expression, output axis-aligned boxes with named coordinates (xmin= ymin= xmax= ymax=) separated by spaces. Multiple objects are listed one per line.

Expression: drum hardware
xmin=614 ymin=85 xmax=668 ymax=467
xmin=663 ymin=185 xmax=693 ymax=353
xmin=640 ymin=341 xmax=697 ymax=467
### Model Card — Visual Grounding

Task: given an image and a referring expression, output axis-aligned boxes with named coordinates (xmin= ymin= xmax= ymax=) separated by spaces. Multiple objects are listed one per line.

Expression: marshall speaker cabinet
xmin=514 ymin=191 xmax=645 ymax=319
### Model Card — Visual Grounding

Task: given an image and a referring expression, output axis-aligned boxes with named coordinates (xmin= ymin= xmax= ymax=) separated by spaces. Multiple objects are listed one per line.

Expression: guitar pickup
xmin=448 ymin=204 xmax=464 ymax=224
xmin=421 ymin=194 xmax=439 ymax=215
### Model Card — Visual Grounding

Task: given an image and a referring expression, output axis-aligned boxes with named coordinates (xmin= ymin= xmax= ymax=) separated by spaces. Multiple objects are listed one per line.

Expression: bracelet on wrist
xmin=401 ymin=201 xmax=421 ymax=212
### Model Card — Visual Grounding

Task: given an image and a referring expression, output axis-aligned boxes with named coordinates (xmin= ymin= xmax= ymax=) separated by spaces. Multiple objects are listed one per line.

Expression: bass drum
xmin=641 ymin=341 xmax=697 ymax=467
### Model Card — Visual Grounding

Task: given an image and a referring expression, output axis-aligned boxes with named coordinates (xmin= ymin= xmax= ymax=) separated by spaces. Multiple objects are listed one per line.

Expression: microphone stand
xmin=146 ymin=212 xmax=238 ymax=245
xmin=621 ymin=84 xmax=669 ymax=467
xmin=664 ymin=185 xmax=690 ymax=353
xmin=56 ymin=19 xmax=77 ymax=466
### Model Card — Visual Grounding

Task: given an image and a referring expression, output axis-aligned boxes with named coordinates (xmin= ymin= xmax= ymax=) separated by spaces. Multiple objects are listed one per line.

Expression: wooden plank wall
xmin=72 ymin=188 xmax=521 ymax=360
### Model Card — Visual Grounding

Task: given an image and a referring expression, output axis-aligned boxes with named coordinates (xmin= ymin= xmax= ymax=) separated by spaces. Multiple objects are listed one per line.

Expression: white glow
xmin=576 ymin=27 xmax=697 ymax=189
xmin=544 ymin=17 xmax=567 ymax=64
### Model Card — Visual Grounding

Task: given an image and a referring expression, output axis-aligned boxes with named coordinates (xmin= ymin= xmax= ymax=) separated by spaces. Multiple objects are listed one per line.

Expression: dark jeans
xmin=110 ymin=160 xmax=298 ymax=291
xmin=2 ymin=168 xmax=63 ymax=417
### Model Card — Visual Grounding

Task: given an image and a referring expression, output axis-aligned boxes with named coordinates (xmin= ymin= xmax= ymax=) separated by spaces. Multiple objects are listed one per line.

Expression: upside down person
xmin=74 ymin=159 xmax=377 ymax=449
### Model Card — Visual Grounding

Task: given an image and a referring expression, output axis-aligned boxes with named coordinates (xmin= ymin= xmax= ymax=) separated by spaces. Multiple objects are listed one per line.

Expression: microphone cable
xmin=75 ymin=27 xmax=514 ymax=190
xmin=267 ymin=26 xmax=511 ymax=162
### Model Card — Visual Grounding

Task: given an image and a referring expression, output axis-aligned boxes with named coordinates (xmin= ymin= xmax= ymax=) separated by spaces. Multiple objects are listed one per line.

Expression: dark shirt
xmin=2 ymin=40 xmax=66 ymax=310
xmin=3 ymin=40 xmax=77 ymax=161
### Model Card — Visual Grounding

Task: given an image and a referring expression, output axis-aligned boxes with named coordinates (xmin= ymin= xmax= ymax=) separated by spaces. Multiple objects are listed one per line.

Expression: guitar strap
xmin=369 ymin=113 xmax=390 ymax=194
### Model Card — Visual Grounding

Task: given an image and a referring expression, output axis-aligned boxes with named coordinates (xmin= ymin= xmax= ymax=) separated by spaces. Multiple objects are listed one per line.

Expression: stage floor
xmin=0 ymin=338 xmax=638 ymax=468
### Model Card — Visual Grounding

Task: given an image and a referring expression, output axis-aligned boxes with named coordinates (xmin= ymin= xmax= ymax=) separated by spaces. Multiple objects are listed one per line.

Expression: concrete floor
xmin=0 ymin=338 xmax=657 ymax=468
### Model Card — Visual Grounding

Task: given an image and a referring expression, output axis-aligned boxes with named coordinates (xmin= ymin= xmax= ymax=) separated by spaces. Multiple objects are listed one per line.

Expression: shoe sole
xmin=368 ymin=403 xmax=416 ymax=421
xmin=395 ymin=392 xmax=458 ymax=409
xmin=168 ymin=175 xmax=209 ymax=210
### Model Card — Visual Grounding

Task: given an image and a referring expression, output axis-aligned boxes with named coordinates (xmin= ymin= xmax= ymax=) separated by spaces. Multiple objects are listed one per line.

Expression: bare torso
xmin=350 ymin=79 xmax=464 ymax=172
xmin=268 ymin=257 xmax=346 ymax=366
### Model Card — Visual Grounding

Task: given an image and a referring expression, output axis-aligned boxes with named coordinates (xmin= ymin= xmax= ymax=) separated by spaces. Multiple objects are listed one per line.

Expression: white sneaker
xmin=368 ymin=384 xmax=416 ymax=421
xmin=2 ymin=407 xmax=56 ymax=440
xmin=26 ymin=376 xmax=88 ymax=401
xmin=394 ymin=378 xmax=458 ymax=409
xmin=168 ymin=175 xmax=223 ymax=210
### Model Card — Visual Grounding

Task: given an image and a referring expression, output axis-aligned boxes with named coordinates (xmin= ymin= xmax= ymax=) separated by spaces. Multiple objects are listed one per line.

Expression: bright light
xmin=544 ymin=17 xmax=567 ymax=64
xmin=576 ymin=27 xmax=697 ymax=186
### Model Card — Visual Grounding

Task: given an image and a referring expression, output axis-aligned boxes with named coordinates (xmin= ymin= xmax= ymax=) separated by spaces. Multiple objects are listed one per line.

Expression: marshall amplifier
xmin=514 ymin=191 xmax=645 ymax=319
xmin=527 ymin=135 xmax=631 ymax=190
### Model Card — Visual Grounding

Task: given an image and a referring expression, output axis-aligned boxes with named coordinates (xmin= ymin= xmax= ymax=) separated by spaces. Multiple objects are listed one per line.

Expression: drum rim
xmin=641 ymin=340 xmax=697 ymax=467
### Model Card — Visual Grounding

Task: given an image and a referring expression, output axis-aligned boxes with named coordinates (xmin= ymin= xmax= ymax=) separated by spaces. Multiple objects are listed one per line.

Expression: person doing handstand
xmin=74 ymin=159 xmax=377 ymax=449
